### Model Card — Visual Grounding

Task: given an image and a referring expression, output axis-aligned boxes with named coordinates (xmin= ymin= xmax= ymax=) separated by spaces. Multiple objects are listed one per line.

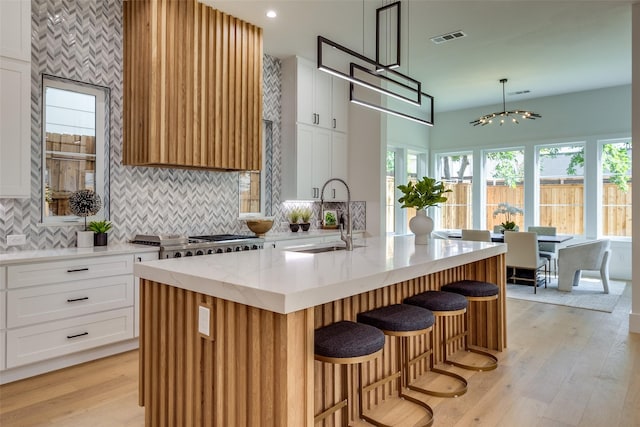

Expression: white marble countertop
xmin=0 ymin=243 xmax=159 ymax=265
xmin=134 ymin=235 xmax=506 ymax=314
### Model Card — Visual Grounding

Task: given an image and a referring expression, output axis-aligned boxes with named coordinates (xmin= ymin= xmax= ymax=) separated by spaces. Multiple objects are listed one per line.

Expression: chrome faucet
xmin=320 ymin=178 xmax=353 ymax=251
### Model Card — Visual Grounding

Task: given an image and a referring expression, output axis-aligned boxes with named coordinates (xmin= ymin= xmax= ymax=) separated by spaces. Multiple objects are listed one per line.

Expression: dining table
xmin=446 ymin=231 xmax=574 ymax=244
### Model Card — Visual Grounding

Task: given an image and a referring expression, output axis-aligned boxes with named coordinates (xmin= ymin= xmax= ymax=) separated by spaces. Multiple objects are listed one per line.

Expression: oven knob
xmin=174 ymin=252 xmax=182 ymax=258
xmin=235 ymin=246 xmax=241 ymax=252
xmin=185 ymin=251 xmax=193 ymax=257
xmin=226 ymin=247 xmax=232 ymax=253
xmin=196 ymin=250 xmax=204 ymax=256
xmin=208 ymin=249 xmax=214 ymax=254
xmin=217 ymin=248 xmax=223 ymax=254
xmin=243 ymin=245 xmax=250 ymax=251
xmin=252 ymin=244 xmax=258 ymax=250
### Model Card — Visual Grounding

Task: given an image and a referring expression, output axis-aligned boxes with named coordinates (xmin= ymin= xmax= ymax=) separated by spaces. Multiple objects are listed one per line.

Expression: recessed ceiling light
xmin=266 ymin=10 xmax=277 ymax=18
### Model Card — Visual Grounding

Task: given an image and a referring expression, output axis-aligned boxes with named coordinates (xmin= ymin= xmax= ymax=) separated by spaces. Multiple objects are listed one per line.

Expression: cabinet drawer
xmin=7 ymin=275 xmax=134 ymax=328
xmin=7 ymin=254 xmax=133 ymax=288
xmin=6 ymin=308 xmax=133 ymax=368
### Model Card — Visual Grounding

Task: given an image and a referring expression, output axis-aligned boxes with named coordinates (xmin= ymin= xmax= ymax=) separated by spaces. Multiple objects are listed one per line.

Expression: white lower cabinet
xmin=0 ymin=250 xmax=155 ymax=382
xmin=6 ymin=307 xmax=133 ymax=368
xmin=134 ymin=252 xmax=159 ymax=337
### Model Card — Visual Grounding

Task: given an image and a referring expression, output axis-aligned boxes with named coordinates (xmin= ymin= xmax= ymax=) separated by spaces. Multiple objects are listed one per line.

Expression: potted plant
xmin=88 ymin=220 xmax=112 ymax=246
xmin=397 ymin=177 xmax=451 ymax=244
xmin=287 ymin=208 xmax=301 ymax=232
xmin=68 ymin=189 xmax=102 ymax=248
xmin=493 ymin=202 xmax=523 ymax=232
xmin=299 ymin=208 xmax=312 ymax=231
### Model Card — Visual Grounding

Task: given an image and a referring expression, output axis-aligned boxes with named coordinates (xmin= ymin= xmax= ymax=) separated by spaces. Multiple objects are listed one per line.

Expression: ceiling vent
xmin=430 ymin=30 xmax=467 ymax=44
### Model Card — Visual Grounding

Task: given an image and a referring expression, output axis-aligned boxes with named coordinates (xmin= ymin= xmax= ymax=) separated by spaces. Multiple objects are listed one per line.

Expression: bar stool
xmin=404 ymin=290 xmax=497 ymax=372
xmin=314 ymin=320 xmax=385 ymax=426
xmin=440 ymin=279 xmax=499 ymax=371
xmin=356 ymin=304 xmax=435 ymax=426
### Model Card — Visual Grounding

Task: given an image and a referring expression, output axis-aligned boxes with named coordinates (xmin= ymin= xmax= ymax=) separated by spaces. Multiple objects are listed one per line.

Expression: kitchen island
xmin=134 ymin=235 xmax=507 ymax=426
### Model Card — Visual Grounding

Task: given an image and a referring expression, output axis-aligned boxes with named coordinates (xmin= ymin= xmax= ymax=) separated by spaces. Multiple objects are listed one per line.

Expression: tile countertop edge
xmin=0 ymin=243 xmax=159 ymax=265
xmin=134 ymin=237 xmax=507 ymax=314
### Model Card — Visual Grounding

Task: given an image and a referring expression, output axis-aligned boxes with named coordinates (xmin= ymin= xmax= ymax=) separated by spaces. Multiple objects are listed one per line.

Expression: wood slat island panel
xmin=139 ymin=254 xmax=505 ymax=426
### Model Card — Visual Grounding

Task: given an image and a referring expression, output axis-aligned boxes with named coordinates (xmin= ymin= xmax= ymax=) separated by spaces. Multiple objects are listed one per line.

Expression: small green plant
xmin=88 ymin=220 xmax=112 ymax=234
xmin=492 ymin=203 xmax=523 ymax=230
xmin=397 ymin=177 xmax=452 ymax=211
xmin=287 ymin=209 xmax=301 ymax=224
xmin=299 ymin=208 xmax=312 ymax=223
xmin=324 ymin=211 xmax=337 ymax=226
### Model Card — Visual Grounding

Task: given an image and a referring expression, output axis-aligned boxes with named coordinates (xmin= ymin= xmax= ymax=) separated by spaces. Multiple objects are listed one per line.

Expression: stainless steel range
xmin=132 ymin=234 xmax=264 ymax=259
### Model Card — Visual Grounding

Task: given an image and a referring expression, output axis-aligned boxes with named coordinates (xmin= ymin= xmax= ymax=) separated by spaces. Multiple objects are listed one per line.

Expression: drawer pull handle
xmin=67 ymin=296 xmax=89 ymax=303
xmin=67 ymin=332 xmax=88 ymax=339
xmin=67 ymin=268 xmax=89 ymax=273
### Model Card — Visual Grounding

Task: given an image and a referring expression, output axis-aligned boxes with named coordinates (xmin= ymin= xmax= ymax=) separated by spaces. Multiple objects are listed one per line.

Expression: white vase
xmin=77 ymin=230 xmax=94 ymax=248
xmin=409 ymin=209 xmax=434 ymax=245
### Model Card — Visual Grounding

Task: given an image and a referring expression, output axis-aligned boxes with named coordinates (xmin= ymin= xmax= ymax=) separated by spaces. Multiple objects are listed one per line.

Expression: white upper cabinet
xmin=284 ymin=56 xmax=348 ymax=132
xmin=281 ymin=56 xmax=350 ymax=202
xmin=0 ymin=1 xmax=31 ymax=62
xmin=0 ymin=0 xmax=31 ymax=199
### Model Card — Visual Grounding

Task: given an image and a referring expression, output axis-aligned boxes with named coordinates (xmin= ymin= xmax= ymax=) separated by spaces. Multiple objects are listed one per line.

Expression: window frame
xmin=41 ymin=75 xmax=109 ymax=226
xmin=238 ymin=119 xmax=271 ymax=218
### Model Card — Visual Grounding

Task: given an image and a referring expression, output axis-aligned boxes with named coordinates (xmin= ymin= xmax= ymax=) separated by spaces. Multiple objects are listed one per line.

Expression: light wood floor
xmin=1 ymin=285 xmax=638 ymax=427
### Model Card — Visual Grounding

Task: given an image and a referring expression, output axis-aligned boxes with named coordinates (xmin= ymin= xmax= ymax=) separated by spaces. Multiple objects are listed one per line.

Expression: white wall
xmin=432 ymin=85 xmax=631 ymax=150
xmin=630 ymin=2 xmax=639 ymax=334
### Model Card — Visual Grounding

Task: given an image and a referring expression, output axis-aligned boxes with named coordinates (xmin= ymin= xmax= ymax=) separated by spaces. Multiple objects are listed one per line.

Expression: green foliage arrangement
xmin=397 ymin=177 xmax=452 ymax=211
xmin=492 ymin=202 xmax=523 ymax=230
xmin=88 ymin=220 xmax=112 ymax=234
xmin=287 ymin=209 xmax=301 ymax=224
xmin=299 ymin=207 xmax=312 ymax=223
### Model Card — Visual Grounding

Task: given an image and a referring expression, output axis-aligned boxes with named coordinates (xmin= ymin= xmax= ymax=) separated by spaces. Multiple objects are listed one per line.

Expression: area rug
xmin=506 ymin=277 xmax=628 ymax=313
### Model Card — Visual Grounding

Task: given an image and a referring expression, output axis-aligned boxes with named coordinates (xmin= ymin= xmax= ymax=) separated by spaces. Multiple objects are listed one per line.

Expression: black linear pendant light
xmin=470 ymin=78 xmax=541 ymax=126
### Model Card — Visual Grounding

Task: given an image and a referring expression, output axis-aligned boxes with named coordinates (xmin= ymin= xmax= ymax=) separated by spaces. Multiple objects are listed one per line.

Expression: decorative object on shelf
xmin=88 ymin=220 xmax=112 ymax=246
xmin=322 ymin=210 xmax=338 ymax=229
xmin=470 ymin=78 xmax=541 ymax=126
xmin=299 ymin=208 xmax=312 ymax=231
xmin=398 ymin=177 xmax=451 ymax=244
xmin=288 ymin=209 xmax=301 ymax=232
xmin=69 ymin=189 xmax=102 ymax=248
xmin=493 ymin=202 xmax=523 ymax=232
xmin=244 ymin=217 xmax=274 ymax=236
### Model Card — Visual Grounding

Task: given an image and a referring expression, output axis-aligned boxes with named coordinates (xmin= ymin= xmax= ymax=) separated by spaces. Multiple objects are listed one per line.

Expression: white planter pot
xmin=409 ymin=209 xmax=434 ymax=245
xmin=76 ymin=230 xmax=94 ymax=248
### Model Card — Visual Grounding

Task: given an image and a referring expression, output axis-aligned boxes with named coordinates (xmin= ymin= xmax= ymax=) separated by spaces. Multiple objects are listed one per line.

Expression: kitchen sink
xmin=287 ymin=244 xmax=365 ymax=254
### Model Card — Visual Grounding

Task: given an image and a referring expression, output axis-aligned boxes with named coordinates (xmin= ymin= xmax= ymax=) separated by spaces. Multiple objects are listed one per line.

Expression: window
xmin=385 ymin=150 xmax=395 ymax=233
xmin=537 ymin=144 xmax=584 ymax=234
xmin=484 ymin=149 xmax=524 ymax=230
xmin=239 ymin=119 xmax=272 ymax=216
xmin=436 ymin=152 xmax=473 ymax=229
xmin=601 ymin=139 xmax=632 ymax=237
xmin=42 ymin=76 xmax=108 ymax=224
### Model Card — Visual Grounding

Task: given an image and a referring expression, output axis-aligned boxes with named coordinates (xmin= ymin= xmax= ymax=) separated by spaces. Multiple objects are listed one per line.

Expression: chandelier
xmin=470 ymin=78 xmax=541 ymax=126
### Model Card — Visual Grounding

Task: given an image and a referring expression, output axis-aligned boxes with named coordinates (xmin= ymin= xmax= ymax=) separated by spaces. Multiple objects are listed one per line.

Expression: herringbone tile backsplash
xmin=0 ymin=0 xmax=365 ymax=252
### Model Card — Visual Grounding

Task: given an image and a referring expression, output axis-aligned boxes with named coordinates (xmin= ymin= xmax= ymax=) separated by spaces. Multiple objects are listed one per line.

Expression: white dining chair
xmin=461 ymin=229 xmax=492 ymax=242
xmin=557 ymin=239 xmax=611 ymax=293
xmin=528 ymin=226 xmax=558 ymax=277
xmin=504 ymin=231 xmax=548 ymax=294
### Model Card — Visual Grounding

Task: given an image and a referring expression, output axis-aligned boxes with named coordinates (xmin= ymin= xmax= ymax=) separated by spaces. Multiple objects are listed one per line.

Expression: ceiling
xmin=206 ymin=0 xmax=632 ymax=113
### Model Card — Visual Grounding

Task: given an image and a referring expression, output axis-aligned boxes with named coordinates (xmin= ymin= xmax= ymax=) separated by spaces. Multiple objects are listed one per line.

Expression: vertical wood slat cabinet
xmin=123 ymin=0 xmax=263 ymax=171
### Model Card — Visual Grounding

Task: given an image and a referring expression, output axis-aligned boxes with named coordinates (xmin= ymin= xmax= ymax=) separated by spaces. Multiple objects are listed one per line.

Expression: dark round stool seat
xmin=314 ymin=320 xmax=385 ymax=360
xmin=357 ymin=304 xmax=435 ymax=332
xmin=441 ymin=280 xmax=499 ymax=298
xmin=404 ymin=290 xmax=468 ymax=312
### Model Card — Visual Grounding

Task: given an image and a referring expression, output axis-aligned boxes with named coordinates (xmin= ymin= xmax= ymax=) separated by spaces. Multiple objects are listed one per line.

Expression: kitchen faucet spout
xmin=320 ymin=178 xmax=353 ymax=251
